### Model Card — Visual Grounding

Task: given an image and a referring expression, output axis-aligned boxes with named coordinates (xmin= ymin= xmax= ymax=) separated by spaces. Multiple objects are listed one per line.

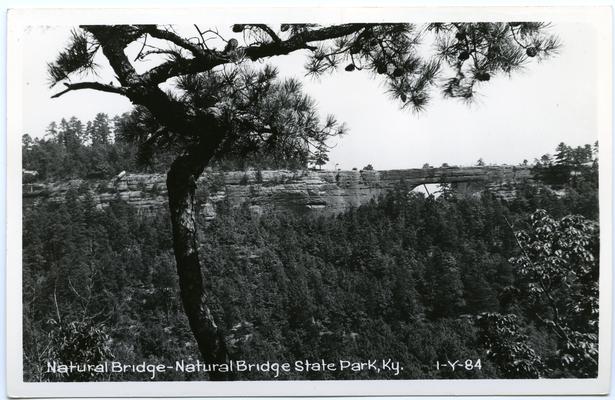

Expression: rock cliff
xmin=23 ymin=166 xmax=532 ymax=219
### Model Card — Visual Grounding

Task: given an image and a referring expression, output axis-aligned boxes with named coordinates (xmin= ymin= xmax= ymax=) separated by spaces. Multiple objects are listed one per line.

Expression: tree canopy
xmin=48 ymin=23 xmax=559 ymax=164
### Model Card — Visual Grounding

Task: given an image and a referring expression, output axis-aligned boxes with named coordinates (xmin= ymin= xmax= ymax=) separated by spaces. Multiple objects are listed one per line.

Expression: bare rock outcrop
xmin=23 ymin=166 xmax=533 ymax=219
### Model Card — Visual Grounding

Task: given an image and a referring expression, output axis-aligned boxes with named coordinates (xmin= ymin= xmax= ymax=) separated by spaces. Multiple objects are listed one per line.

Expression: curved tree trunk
xmin=166 ymin=152 xmax=232 ymax=381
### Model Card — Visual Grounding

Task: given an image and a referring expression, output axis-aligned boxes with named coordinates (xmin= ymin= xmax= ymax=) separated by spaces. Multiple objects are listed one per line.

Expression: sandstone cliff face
xmin=23 ymin=166 xmax=532 ymax=219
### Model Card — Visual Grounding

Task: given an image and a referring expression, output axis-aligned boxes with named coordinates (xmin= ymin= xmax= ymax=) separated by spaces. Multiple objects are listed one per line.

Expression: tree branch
xmin=139 ymin=48 xmax=184 ymax=60
xmin=51 ymin=81 xmax=125 ymax=98
xmin=133 ymin=33 xmax=149 ymax=61
xmin=142 ymin=24 xmax=369 ymax=85
xmin=137 ymin=25 xmax=206 ymax=58
xmin=250 ymin=24 xmax=281 ymax=43
xmin=81 ymin=25 xmax=140 ymax=85
xmin=244 ymin=23 xmax=368 ymax=59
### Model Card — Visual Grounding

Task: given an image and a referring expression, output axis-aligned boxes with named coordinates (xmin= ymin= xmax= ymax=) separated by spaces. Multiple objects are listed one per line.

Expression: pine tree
xmin=45 ymin=121 xmax=59 ymax=141
xmin=48 ymin=22 xmax=560 ymax=379
xmin=91 ymin=113 xmax=112 ymax=145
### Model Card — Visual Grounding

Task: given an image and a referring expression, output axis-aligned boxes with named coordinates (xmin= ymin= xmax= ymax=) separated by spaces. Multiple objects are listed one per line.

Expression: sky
xmin=20 ymin=22 xmax=601 ymax=170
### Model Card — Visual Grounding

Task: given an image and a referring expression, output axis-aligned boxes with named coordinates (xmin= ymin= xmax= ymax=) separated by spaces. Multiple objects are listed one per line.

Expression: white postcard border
xmin=6 ymin=5 xmax=613 ymax=397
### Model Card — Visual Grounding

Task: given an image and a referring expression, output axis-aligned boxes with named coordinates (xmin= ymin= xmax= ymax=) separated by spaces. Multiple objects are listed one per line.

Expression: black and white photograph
xmin=6 ymin=5 xmax=613 ymax=397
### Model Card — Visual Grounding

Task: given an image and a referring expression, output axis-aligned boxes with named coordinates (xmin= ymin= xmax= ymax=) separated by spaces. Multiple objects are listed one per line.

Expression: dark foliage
xmin=23 ymin=142 xmax=598 ymax=381
xmin=532 ymin=142 xmax=598 ymax=189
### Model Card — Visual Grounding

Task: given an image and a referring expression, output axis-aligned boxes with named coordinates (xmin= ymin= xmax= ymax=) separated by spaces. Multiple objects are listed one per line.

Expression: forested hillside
xmin=22 ymin=112 xmax=307 ymax=183
xmin=22 ymin=136 xmax=599 ymax=381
